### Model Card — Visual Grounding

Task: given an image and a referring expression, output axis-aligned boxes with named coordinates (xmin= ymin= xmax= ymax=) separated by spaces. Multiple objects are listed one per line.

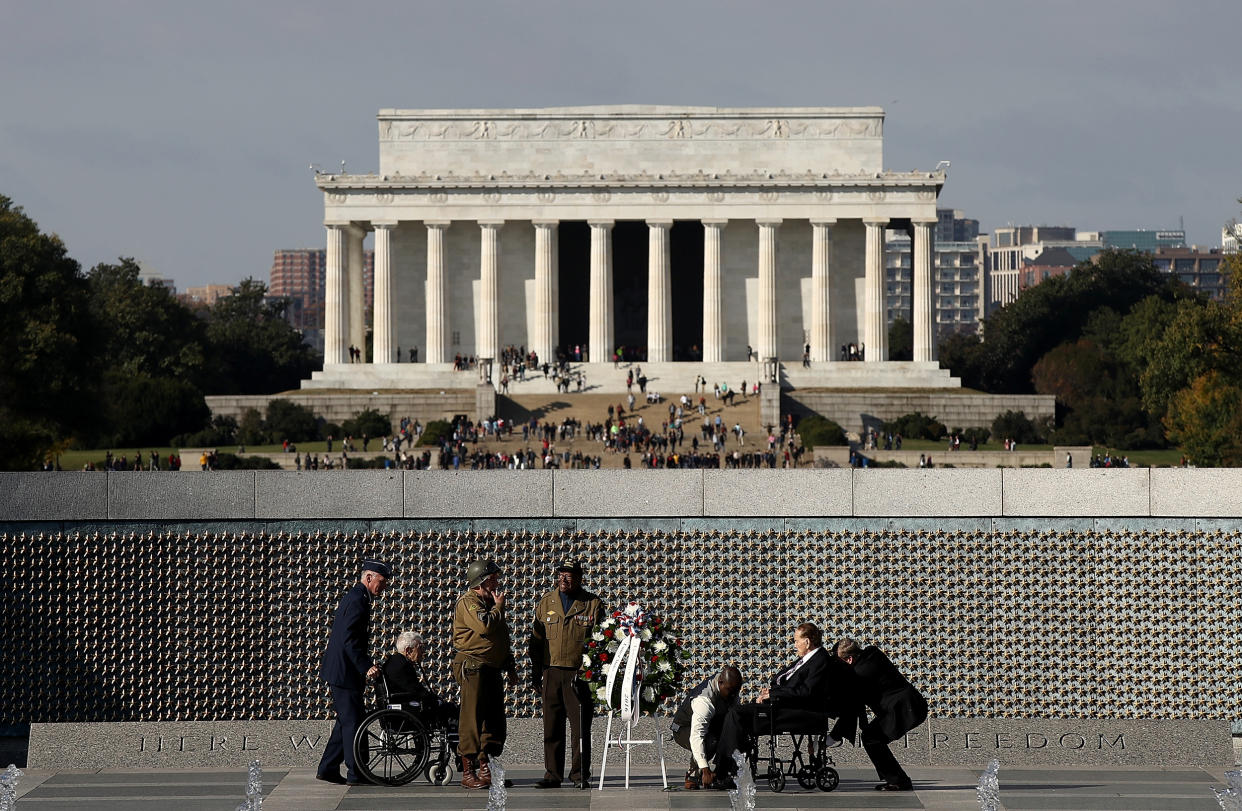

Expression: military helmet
xmin=466 ymin=559 xmax=501 ymax=588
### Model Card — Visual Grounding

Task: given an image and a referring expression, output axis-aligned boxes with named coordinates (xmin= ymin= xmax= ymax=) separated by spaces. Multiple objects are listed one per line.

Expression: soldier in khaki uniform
xmin=452 ymin=559 xmax=517 ymax=790
xmin=528 ymin=558 xmax=606 ymax=789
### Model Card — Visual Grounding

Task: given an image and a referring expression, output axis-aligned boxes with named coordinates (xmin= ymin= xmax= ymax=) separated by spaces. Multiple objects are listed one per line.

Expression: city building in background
xmin=269 ymin=248 xmax=374 ymax=354
xmin=180 ymin=284 xmax=235 ymax=306
xmin=136 ymin=261 xmax=176 ymax=294
xmin=1018 ymin=247 xmax=1078 ymax=291
xmin=1224 ymin=225 xmax=1239 ymax=255
xmin=886 ymin=209 xmax=986 ymax=338
xmin=1152 ymin=246 xmax=1227 ymax=300
xmin=1100 ymin=229 xmax=1186 ymax=252
xmin=936 ymin=208 xmax=979 ymax=243
xmin=986 ymin=226 xmax=1102 ymax=311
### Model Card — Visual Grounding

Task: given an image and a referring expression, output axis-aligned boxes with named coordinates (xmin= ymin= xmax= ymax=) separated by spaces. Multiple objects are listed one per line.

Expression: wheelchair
xmin=744 ymin=700 xmax=840 ymax=793
xmin=352 ymin=675 xmax=461 ymax=786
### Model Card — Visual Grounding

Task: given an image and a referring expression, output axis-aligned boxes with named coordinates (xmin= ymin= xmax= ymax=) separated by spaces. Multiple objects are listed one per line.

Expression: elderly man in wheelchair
xmin=350 ymin=631 xmax=461 ymax=786
xmin=708 ymin=622 xmax=861 ymax=793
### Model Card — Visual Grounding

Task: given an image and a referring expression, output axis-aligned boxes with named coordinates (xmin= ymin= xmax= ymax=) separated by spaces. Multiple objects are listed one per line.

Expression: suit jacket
xmin=851 ymin=646 xmax=928 ymax=741
xmin=320 ymin=583 xmax=373 ymax=690
xmin=768 ymin=647 xmax=865 ymax=739
xmin=382 ymin=653 xmax=439 ymax=707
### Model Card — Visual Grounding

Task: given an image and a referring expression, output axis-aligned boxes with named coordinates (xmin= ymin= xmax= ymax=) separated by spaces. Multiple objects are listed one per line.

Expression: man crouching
xmin=671 ymin=666 xmax=743 ymax=789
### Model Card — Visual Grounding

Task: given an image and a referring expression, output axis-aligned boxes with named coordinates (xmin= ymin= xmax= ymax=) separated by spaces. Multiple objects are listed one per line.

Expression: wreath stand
xmin=596 ymin=709 xmax=668 ymax=790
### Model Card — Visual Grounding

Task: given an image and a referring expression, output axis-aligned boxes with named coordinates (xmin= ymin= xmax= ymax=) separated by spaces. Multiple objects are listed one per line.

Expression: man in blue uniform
xmin=316 ymin=559 xmax=391 ymax=785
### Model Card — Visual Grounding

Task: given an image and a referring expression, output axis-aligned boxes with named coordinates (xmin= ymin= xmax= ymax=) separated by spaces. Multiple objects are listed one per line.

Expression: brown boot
xmin=476 ymin=755 xmax=493 ymax=787
xmin=460 ymin=758 xmax=487 ymax=790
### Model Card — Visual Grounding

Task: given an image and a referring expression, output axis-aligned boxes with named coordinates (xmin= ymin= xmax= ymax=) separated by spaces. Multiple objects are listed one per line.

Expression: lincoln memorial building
xmin=306 ymin=106 xmax=959 ymax=392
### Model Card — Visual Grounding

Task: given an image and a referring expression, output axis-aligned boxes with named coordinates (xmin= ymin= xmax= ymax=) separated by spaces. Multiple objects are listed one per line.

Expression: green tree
xmin=202 ymin=279 xmax=319 ymax=394
xmin=236 ymin=407 xmax=268 ymax=446
xmin=86 ymin=258 xmax=211 ymax=445
xmin=794 ymin=415 xmax=847 ymax=449
xmin=265 ymin=399 xmax=319 ymax=443
xmin=888 ymin=317 xmax=913 ymax=361
xmin=87 ymin=259 xmax=206 ymax=379
xmin=1164 ymin=371 xmax=1242 ymax=466
xmin=991 ymin=410 xmax=1046 ymax=445
xmin=98 ymin=371 xmax=211 ymax=447
xmin=0 ymin=195 xmax=96 ymax=468
xmin=342 ymin=408 xmax=391 ymax=439
xmin=944 ymin=249 xmax=1183 ymax=393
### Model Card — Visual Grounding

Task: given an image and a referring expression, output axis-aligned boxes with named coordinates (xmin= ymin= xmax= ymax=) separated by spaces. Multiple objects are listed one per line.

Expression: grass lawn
xmin=1091 ymin=446 xmax=1185 ymax=467
xmin=51 ymin=439 xmax=401 ymax=470
xmin=891 ymin=438 xmax=1054 ymax=453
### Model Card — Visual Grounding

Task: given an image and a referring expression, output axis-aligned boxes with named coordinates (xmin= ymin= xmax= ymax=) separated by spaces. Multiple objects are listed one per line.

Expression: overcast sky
xmin=3 ymin=0 xmax=1240 ymax=288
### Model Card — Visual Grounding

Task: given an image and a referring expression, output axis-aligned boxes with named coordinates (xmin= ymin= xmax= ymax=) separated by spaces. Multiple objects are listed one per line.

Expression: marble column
xmin=533 ymin=220 xmax=558 ymax=365
xmin=646 ymin=219 xmax=673 ymax=362
xmin=863 ymin=218 xmax=889 ymax=362
xmin=810 ymin=219 xmax=834 ymax=363
xmin=324 ymin=224 xmax=347 ymax=365
xmin=424 ymin=221 xmax=449 ymax=364
xmin=346 ymin=225 xmax=366 ymax=359
xmin=913 ymin=218 xmax=936 ymax=362
xmin=478 ymin=220 xmax=503 ymax=361
xmin=372 ymin=222 xmax=396 ymax=364
xmin=588 ymin=220 xmax=614 ymax=363
xmin=757 ymin=219 xmax=781 ymax=360
xmin=701 ymin=219 xmax=727 ymax=363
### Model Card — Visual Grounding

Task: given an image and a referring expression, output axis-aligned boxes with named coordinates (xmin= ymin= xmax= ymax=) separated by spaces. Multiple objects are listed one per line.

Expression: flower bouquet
xmin=581 ymin=602 xmax=688 ymax=715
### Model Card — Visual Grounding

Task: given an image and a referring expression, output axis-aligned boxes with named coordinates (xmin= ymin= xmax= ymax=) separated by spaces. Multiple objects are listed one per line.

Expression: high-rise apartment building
xmin=269 ymin=249 xmax=374 ymax=344
xmin=1152 ymin=247 xmax=1227 ymax=300
xmin=886 ymin=225 xmax=987 ymax=339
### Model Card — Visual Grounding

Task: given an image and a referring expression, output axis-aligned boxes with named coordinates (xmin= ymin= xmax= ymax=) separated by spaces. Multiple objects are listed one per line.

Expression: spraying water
xmin=977 ymin=758 xmax=1000 ymax=811
xmin=486 ymin=756 xmax=508 ymax=811
xmin=0 ymin=765 xmax=22 ymax=811
xmin=1215 ymin=769 xmax=1242 ymax=811
xmin=728 ymin=750 xmax=756 ymax=811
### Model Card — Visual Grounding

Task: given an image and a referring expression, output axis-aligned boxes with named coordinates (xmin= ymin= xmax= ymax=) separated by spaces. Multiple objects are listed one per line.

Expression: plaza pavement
xmin=11 ymin=760 xmax=1242 ymax=810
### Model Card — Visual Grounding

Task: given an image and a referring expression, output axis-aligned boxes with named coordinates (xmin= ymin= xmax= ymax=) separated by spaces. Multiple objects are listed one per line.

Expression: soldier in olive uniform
xmin=452 ymin=559 xmax=518 ymax=790
xmin=529 ymin=558 xmax=606 ymax=789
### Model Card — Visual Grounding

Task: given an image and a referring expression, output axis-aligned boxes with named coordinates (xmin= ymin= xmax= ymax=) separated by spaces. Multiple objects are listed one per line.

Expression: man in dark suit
xmin=836 ymin=637 xmax=928 ymax=792
xmin=316 ymin=559 xmax=391 ymax=786
xmin=382 ymin=631 xmax=457 ymax=728
xmin=711 ymin=623 xmax=861 ymax=785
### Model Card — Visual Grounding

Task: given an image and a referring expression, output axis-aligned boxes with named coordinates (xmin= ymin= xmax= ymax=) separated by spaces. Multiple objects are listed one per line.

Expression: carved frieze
xmin=378 ymin=115 xmax=883 ymax=141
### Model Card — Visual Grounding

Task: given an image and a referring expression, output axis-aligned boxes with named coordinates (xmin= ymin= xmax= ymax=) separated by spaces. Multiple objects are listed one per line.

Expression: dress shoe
xmin=534 ymin=778 xmax=562 ymax=789
xmin=876 ymin=781 xmax=913 ymax=791
xmin=315 ymin=771 xmax=347 ymax=785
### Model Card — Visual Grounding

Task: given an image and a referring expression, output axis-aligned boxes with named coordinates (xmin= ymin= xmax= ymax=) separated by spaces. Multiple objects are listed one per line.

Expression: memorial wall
xmin=2 ymin=469 xmax=1239 ymax=766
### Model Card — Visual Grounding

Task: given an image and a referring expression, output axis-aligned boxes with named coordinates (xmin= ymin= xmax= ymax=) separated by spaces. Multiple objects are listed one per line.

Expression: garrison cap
xmin=362 ymin=559 xmax=392 ymax=579
xmin=555 ymin=557 xmax=583 ymax=575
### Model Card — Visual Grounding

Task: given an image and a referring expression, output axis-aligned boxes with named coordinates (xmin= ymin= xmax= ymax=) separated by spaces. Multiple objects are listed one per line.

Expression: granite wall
xmin=1 ymin=470 xmax=1239 ymax=731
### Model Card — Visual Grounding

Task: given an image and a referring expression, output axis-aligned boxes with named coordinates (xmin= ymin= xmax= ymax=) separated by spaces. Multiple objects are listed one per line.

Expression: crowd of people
xmin=316 ymin=558 xmax=927 ymax=794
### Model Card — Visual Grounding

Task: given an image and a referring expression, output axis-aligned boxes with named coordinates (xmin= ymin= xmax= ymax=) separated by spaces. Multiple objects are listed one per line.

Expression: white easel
xmin=596 ymin=709 xmax=668 ymax=790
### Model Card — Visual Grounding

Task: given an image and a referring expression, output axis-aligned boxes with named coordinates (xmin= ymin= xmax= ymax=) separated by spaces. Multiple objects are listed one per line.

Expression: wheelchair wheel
xmin=768 ymin=764 xmax=786 ymax=793
xmin=353 ymin=708 xmax=430 ymax=786
xmin=796 ymin=765 xmax=816 ymax=790
xmin=427 ymin=761 xmax=454 ymax=785
xmin=815 ymin=765 xmax=839 ymax=792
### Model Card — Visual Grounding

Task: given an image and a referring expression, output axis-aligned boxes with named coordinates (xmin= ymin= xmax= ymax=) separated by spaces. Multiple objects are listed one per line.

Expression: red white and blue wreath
xmin=582 ymin=602 xmax=688 ymax=718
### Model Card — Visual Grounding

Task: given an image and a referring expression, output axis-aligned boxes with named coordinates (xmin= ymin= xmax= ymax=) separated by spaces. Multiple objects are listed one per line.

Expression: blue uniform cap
xmin=362 ymin=559 xmax=392 ymax=579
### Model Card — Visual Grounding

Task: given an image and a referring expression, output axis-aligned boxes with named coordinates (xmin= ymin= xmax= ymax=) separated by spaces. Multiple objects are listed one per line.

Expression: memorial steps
xmin=301 ymin=359 xmax=960 ymax=394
